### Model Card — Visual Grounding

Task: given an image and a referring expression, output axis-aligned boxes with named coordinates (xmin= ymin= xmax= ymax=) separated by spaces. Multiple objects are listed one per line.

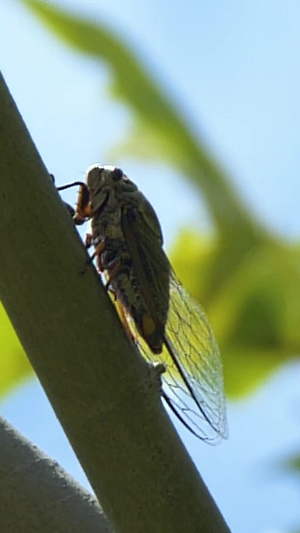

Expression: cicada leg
xmin=85 ymin=233 xmax=94 ymax=249
xmin=91 ymin=238 xmax=106 ymax=265
xmin=73 ymin=183 xmax=92 ymax=224
xmin=91 ymin=239 xmax=126 ymax=284
xmin=80 ymin=236 xmax=106 ymax=275
xmin=104 ymin=258 xmax=123 ymax=288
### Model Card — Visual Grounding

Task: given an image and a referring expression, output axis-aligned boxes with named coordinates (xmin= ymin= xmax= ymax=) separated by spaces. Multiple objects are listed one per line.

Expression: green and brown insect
xmin=58 ymin=165 xmax=227 ymax=443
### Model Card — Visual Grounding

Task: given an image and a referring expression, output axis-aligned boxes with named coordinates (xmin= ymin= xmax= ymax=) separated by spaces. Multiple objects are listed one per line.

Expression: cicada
xmin=58 ymin=165 xmax=227 ymax=443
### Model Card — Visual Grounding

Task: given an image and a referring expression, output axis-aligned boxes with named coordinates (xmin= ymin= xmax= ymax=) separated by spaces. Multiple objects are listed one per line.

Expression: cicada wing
xmin=120 ymin=194 xmax=227 ymax=442
xmin=122 ymin=271 xmax=227 ymax=442
xmin=128 ymin=294 xmax=227 ymax=444
xmin=161 ymin=273 xmax=227 ymax=443
xmin=121 ymin=199 xmax=171 ymax=347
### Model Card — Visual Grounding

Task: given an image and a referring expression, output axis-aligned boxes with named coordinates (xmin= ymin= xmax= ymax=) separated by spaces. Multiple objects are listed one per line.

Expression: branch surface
xmin=0 ymin=416 xmax=112 ymax=532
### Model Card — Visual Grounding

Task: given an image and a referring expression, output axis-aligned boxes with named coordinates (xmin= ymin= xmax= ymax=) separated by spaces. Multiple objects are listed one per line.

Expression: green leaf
xmin=280 ymin=452 xmax=300 ymax=480
xmin=171 ymin=231 xmax=300 ymax=397
xmin=21 ymin=0 xmax=257 ymax=239
xmin=0 ymin=304 xmax=33 ymax=398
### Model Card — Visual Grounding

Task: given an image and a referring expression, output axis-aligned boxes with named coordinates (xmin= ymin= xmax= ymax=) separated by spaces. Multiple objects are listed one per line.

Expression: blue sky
xmin=1 ymin=1 xmax=300 ymax=532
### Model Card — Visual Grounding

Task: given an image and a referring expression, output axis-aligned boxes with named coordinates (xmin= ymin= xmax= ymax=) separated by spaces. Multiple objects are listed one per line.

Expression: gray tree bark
xmin=0 ymin=416 xmax=112 ymax=532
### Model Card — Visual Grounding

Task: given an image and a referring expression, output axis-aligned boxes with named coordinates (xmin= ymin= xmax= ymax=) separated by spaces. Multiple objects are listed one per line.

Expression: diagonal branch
xmin=0 ymin=416 xmax=112 ymax=532
xmin=0 ymin=71 xmax=230 ymax=533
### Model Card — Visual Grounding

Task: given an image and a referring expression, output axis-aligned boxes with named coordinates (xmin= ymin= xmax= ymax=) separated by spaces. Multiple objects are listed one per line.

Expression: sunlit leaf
xmin=0 ymin=304 xmax=33 ymax=398
xmin=171 ymin=231 xmax=300 ymax=397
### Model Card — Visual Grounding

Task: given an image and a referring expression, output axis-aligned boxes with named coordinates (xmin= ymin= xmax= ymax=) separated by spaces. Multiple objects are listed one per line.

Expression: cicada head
xmin=86 ymin=165 xmax=137 ymax=211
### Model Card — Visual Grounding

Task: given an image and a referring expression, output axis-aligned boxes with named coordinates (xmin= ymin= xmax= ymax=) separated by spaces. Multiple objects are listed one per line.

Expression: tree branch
xmin=0 ymin=416 xmax=112 ymax=532
xmin=0 ymin=71 xmax=230 ymax=532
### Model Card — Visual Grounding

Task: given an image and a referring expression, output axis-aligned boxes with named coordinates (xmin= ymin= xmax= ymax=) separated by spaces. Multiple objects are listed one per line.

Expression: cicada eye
xmin=111 ymin=167 xmax=123 ymax=181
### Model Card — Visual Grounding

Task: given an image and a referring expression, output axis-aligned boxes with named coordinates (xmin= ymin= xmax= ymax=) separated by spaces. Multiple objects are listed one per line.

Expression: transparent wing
xmin=120 ymin=199 xmax=227 ymax=443
xmin=164 ymin=272 xmax=227 ymax=442
xmin=129 ymin=271 xmax=227 ymax=444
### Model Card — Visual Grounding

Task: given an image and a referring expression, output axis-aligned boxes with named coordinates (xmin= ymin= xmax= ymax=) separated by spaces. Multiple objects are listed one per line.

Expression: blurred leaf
xmin=22 ymin=0 xmax=258 ymax=240
xmin=283 ymin=453 xmax=300 ymax=476
xmin=0 ymin=304 xmax=33 ymax=398
xmin=171 ymin=231 xmax=300 ymax=397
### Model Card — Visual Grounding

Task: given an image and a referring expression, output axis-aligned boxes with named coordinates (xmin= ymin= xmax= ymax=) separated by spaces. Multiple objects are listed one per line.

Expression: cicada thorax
xmin=90 ymin=208 xmax=168 ymax=355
